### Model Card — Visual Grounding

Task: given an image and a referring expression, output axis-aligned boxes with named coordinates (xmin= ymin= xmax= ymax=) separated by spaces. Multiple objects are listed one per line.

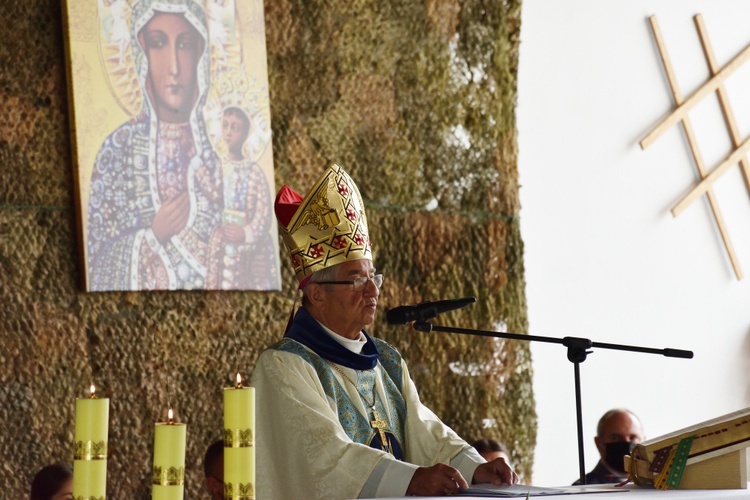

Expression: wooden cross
xmin=370 ymin=409 xmax=392 ymax=453
xmin=642 ymin=14 xmax=750 ymax=280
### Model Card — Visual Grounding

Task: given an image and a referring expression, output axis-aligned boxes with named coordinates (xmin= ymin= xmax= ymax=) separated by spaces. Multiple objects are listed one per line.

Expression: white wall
xmin=518 ymin=0 xmax=750 ymax=486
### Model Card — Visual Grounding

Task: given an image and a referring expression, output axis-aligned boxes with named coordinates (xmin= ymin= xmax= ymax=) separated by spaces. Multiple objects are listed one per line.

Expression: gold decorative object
xmin=151 ymin=465 xmax=186 ymax=486
xmin=224 ymin=428 xmax=254 ymax=448
xmin=277 ymin=162 xmax=371 ymax=282
xmin=74 ymin=440 xmax=108 ymax=461
xmin=224 ymin=481 xmax=254 ymax=500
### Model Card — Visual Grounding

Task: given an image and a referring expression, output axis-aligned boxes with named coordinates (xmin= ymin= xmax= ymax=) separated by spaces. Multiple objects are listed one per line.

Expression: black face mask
xmin=604 ymin=441 xmax=636 ymax=473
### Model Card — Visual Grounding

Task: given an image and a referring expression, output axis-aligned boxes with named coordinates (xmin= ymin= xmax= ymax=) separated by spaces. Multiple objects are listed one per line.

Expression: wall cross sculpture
xmin=641 ymin=14 xmax=750 ymax=280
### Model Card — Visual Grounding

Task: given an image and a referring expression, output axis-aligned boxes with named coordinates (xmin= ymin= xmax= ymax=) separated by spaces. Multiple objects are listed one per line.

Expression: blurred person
xmin=472 ymin=438 xmax=511 ymax=465
xmin=30 ymin=463 xmax=72 ymax=500
xmin=203 ymin=439 xmax=223 ymax=500
xmin=573 ymin=408 xmax=644 ymax=485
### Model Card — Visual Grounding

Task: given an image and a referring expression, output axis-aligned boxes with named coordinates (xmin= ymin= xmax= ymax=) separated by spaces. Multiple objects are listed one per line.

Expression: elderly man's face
xmin=139 ymin=11 xmax=203 ymax=122
xmin=317 ymin=259 xmax=379 ymax=339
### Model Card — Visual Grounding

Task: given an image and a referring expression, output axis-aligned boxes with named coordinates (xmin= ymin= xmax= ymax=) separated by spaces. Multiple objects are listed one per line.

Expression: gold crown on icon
xmin=274 ymin=162 xmax=372 ymax=283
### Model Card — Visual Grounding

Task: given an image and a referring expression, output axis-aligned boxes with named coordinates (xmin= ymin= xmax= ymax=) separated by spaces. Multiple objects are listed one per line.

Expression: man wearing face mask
xmin=573 ymin=409 xmax=644 ymax=485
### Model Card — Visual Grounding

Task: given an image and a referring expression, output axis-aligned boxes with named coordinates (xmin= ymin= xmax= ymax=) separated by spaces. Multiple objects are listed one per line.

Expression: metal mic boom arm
xmin=409 ymin=320 xmax=693 ymax=484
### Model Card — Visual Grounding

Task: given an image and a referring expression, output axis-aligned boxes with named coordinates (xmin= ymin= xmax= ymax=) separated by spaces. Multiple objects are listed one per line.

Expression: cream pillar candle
xmin=73 ymin=384 xmax=109 ymax=499
xmin=152 ymin=408 xmax=187 ymax=500
xmin=223 ymin=373 xmax=255 ymax=499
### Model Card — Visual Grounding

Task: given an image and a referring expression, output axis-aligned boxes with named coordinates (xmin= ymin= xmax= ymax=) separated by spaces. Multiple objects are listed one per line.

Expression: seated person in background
xmin=252 ymin=162 xmax=518 ymax=499
xmin=203 ymin=439 xmax=224 ymax=500
xmin=472 ymin=438 xmax=511 ymax=465
xmin=30 ymin=463 xmax=73 ymax=500
xmin=573 ymin=408 xmax=644 ymax=485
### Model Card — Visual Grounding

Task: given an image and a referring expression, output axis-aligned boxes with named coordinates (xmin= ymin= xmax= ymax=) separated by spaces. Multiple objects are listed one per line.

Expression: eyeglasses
xmin=316 ymin=274 xmax=384 ymax=291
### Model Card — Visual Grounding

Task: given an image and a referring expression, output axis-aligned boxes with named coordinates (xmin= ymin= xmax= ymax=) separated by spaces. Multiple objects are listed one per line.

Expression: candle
xmin=152 ymin=407 xmax=187 ymax=500
xmin=73 ymin=384 xmax=109 ymax=498
xmin=223 ymin=373 xmax=255 ymax=499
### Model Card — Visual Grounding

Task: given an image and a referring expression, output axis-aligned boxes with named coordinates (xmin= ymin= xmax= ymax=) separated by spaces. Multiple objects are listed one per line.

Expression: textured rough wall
xmin=0 ymin=0 xmax=533 ymax=497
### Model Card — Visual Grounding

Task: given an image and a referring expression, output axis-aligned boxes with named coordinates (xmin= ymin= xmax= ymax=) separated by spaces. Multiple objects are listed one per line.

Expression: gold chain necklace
xmin=328 ymin=363 xmax=376 ymax=408
xmin=328 ymin=362 xmax=393 ymax=454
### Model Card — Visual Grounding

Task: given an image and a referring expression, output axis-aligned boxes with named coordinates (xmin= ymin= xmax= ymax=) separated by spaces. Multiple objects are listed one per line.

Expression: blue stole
xmin=285 ymin=308 xmax=379 ymax=370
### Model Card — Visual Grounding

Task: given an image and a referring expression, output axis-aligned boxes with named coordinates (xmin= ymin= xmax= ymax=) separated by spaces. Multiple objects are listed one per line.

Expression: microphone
xmin=386 ymin=297 xmax=476 ymax=324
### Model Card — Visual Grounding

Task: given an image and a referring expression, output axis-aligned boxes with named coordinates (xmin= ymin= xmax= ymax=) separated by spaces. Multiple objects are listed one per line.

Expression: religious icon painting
xmin=62 ymin=0 xmax=281 ymax=292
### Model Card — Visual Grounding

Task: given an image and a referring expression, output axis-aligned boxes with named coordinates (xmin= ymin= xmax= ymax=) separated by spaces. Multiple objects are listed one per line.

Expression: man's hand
xmin=406 ymin=463 xmax=469 ymax=496
xmin=472 ymin=457 xmax=519 ymax=486
xmin=151 ymin=193 xmax=190 ymax=245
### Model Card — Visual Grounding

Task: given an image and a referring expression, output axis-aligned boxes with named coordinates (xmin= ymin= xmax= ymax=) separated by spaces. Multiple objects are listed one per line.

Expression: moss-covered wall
xmin=0 ymin=0 xmax=533 ymax=496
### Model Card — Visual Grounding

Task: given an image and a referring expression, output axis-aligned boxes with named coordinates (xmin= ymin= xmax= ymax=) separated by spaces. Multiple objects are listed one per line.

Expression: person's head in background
xmin=30 ymin=463 xmax=73 ymax=500
xmin=204 ymin=439 xmax=224 ymax=500
xmin=471 ymin=438 xmax=511 ymax=464
xmin=595 ymin=409 xmax=644 ymax=474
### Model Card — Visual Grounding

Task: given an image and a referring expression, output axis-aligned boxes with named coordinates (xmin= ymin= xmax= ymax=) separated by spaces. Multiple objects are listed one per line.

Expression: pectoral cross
xmin=370 ymin=409 xmax=392 ymax=454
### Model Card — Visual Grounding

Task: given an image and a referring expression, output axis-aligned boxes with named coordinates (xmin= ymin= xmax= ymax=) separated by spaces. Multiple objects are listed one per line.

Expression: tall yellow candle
xmin=152 ymin=408 xmax=187 ymax=500
xmin=73 ymin=384 xmax=109 ymax=499
xmin=223 ymin=373 xmax=255 ymax=500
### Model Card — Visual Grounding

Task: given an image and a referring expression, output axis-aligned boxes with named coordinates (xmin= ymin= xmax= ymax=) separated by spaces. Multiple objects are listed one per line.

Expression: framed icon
xmin=63 ymin=0 xmax=280 ymax=291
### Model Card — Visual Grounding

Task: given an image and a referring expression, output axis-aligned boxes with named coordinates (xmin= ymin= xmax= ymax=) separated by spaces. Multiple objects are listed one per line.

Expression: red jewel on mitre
xmin=274 ymin=184 xmax=312 ymax=289
xmin=274 ymin=184 xmax=304 ymax=228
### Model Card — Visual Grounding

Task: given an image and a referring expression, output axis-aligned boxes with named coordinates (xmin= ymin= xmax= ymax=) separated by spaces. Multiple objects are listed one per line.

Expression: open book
xmin=458 ymin=484 xmax=628 ymax=497
xmin=626 ymin=406 xmax=750 ymax=489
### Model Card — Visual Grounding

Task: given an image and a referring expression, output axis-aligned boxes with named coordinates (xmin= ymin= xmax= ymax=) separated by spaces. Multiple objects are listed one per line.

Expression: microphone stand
xmin=410 ymin=318 xmax=693 ymax=485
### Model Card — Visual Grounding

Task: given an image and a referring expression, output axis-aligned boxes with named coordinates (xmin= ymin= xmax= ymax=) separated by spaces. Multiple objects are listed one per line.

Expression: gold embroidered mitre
xmin=274 ymin=162 xmax=371 ymax=282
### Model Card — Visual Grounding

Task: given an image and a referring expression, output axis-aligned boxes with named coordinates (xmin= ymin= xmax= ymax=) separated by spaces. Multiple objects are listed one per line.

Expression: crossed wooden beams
xmin=642 ymin=14 xmax=750 ymax=280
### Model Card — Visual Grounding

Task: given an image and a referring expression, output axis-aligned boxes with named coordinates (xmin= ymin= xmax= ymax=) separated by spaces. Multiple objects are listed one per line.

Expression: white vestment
xmin=252 ymin=337 xmax=485 ymax=499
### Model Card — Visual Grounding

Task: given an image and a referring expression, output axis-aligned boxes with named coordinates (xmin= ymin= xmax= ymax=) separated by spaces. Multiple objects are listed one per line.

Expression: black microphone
xmin=386 ymin=297 xmax=476 ymax=324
